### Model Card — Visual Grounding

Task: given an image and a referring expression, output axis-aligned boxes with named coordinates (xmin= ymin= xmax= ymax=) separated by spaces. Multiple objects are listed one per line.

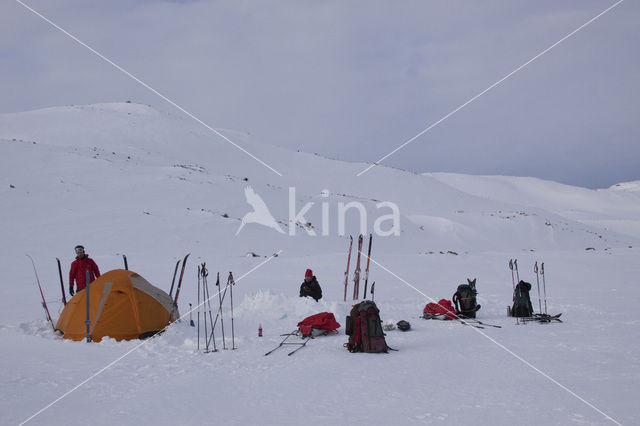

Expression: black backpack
xmin=345 ymin=301 xmax=389 ymax=353
xmin=512 ymin=280 xmax=534 ymax=317
xmin=452 ymin=278 xmax=479 ymax=318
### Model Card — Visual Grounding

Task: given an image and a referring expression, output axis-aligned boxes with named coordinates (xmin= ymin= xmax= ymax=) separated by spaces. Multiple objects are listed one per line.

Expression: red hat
xmin=305 ymin=269 xmax=313 ymax=278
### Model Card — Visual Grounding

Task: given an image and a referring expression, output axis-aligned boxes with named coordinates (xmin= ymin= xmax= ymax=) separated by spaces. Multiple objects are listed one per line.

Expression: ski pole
xmin=56 ymin=258 xmax=67 ymax=306
xmin=229 ymin=272 xmax=236 ymax=350
xmin=534 ymin=262 xmax=542 ymax=315
xmin=123 ymin=254 xmax=128 ymax=270
xmin=197 ymin=265 xmax=200 ymax=351
xmin=514 ymin=259 xmax=520 ymax=282
xmin=204 ymin=266 xmax=217 ymax=352
xmin=541 ymin=262 xmax=548 ymax=315
xmin=201 ymin=265 xmax=209 ymax=351
xmin=27 ymin=255 xmax=56 ymax=332
xmin=209 ymin=272 xmax=229 ymax=349
xmin=189 ymin=303 xmax=195 ymax=327
xmin=508 ymin=259 xmax=515 ymax=296
xmin=216 ymin=272 xmax=227 ymax=349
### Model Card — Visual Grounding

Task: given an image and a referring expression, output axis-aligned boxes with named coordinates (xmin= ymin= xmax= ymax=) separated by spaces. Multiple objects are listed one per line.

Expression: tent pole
xmin=85 ymin=270 xmax=91 ymax=343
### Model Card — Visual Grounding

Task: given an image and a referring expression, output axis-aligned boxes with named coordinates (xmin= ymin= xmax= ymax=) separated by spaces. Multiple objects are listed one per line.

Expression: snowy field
xmin=1 ymin=103 xmax=639 ymax=425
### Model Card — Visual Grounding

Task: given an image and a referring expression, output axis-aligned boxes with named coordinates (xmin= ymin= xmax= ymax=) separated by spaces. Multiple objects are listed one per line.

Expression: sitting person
xmin=299 ymin=268 xmax=322 ymax=302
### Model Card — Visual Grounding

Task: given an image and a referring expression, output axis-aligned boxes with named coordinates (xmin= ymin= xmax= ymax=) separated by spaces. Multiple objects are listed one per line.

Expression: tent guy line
xmin=18 ymin=250 xmax=282 ymax=426
xmin=365 ymin=254 xmax=622 ymax=426
xmin=355 ymin=0 xmax=625 ymax=177
xmin=13 ymin=0 xmax=284 ymax=177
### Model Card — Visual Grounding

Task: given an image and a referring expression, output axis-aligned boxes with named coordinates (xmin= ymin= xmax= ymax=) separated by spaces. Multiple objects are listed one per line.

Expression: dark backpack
xmin=452 ymin=279 xmax=479 ymax=318
xmin=512 ymin=280 xmax=534 ymax=317
xmin=345 ymin=301 xmax=389 ymax=353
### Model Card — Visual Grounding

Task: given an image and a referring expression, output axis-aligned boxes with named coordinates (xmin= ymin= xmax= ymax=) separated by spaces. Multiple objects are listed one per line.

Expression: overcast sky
xmin=2 ymin=0 xmax=638 ymax=188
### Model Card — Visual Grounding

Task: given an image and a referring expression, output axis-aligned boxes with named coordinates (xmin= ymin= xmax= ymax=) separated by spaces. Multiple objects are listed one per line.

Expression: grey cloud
xmin=2 ymin=0 xmax=638 ymax=188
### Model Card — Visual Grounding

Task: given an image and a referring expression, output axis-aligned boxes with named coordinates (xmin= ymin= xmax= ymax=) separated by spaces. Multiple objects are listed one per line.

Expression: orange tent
xmin=56 ymin=269 xmax=176 ymax=342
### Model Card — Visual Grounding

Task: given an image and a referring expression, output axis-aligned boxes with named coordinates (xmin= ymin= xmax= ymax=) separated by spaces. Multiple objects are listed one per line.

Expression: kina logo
xmin=236 ymin=186 xmax=285 ymax=235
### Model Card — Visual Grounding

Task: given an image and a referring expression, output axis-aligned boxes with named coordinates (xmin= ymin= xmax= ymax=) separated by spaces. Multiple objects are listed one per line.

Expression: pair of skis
xmin=518 ymin=313 xmax=563 ymax=323
xmin=343 ymin=234 xmax=373 ymax=301
xmin=169 ymin=253 xmax=190 ymax=321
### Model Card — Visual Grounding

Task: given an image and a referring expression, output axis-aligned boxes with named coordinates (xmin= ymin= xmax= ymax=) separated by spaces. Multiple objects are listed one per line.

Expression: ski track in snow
xmin=1 ymin=104 xmax=639 ymax=425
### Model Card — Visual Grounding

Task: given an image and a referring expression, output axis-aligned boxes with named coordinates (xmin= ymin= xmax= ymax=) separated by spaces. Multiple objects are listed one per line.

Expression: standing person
xmin=299 ymin=269 xmax=322 ymax=302
xmin=69 ymin=245 xmax=101 ymax=297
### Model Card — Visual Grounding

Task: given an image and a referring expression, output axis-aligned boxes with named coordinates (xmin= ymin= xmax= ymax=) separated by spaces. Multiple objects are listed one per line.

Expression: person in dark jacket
xmin=69 ymin=245 xmax=101 ymax=296
xmin=299 ymin=269 xmax=322 ymax=301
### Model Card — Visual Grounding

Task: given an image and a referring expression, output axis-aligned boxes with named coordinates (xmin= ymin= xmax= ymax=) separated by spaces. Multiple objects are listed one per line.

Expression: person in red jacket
xmin=69 ymin=245 xmax=101 ymax=296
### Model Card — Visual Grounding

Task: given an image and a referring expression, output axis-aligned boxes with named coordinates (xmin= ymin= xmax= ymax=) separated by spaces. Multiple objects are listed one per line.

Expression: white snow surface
xmin=1 ymin=103 xmax=639 ymax=425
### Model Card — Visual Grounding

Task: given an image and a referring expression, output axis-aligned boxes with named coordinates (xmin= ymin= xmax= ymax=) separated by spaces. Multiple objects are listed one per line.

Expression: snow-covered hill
xmin=426 ymin=172 xmax=640 ymax=239
xmin=1 ymin=104 xmax=638 ymax=425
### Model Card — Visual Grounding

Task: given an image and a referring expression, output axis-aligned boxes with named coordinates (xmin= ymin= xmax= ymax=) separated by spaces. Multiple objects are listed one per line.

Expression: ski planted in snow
xmin=26 ymin=255 xmax=56 ymax=332
xmin=363 ymin=233 xmax=372 ymax=298
xmin=56 ymin=258 xmax=67 ymax=306
xmin=343 ymin=236 xmax=353 ymax=302
xmin=169 ymin=259 xmax=181 ymax=298
xmin=352 ymin=234 xmax=363 ymax=300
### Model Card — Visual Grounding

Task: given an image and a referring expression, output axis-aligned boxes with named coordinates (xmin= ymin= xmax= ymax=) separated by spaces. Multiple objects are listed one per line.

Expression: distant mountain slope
xmin=1 ymin=103 xmax=636 ymax=263
xmin=426 ymin=172 xmax=640 ymax=239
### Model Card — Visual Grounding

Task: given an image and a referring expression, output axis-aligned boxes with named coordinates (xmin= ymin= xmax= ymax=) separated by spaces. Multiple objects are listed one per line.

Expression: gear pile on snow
xmin=297 ymin=312 xmax=341 ymax=337
xmin=423 ymin=299 xmax=457 ymax=320
xmin=265 ymin=312 xmax=340 ymax=356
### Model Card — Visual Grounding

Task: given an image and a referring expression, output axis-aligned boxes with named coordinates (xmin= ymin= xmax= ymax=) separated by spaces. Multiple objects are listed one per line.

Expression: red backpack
xmin=423 ymin=299 xmax=457 ymax=320
xmin=345 ymin=301 xmax=389 ymax=353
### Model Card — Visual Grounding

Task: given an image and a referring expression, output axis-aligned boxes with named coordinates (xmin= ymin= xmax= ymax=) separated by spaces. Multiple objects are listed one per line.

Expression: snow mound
xmin=609 ymin=180 xmax=640 ymax=192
